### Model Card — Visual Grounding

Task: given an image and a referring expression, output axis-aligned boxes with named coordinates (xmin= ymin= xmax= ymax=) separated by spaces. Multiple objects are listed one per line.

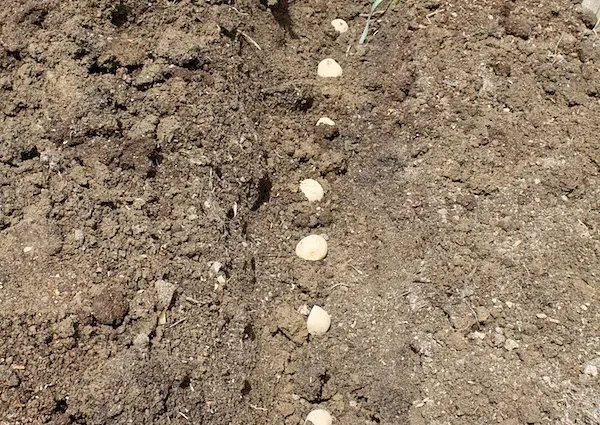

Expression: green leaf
xmin=371 ymin=0 xmax=385 ymax=13
xmin=359 ymin=0 xmax=386 ymax=44
xmin=359 ymin=19 xmax=370 ymax=44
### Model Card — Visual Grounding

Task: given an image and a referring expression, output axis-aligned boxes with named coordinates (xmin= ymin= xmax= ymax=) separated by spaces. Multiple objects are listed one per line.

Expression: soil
xmin=1 ymin=0 xmax=599 ymax=424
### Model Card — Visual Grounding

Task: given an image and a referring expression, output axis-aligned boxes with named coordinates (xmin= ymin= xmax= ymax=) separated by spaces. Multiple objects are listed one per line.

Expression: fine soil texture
xmin=1 ymin=0 xmax=599 ymax=424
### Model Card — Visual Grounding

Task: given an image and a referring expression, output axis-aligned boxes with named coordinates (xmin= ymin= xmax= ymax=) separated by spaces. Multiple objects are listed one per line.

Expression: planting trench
xmin=1 ymin=0 xmax=599 ymax=424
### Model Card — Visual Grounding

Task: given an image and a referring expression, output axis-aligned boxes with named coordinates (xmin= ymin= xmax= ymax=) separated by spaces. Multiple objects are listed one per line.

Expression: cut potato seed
xmin=300 ymin=179 xmax=324 ymax=202
xmin=305 ymin=409 xmax=333 ymax=425
xmin=331 ymin=18 xmax=349 ymax=33
xmin=307 ymin=305 xmax=331 ymax=336
xmin=296 ymin=235 xmax=328 ymax=261
xmin=317 ymin=59 xmax=342 ymax=78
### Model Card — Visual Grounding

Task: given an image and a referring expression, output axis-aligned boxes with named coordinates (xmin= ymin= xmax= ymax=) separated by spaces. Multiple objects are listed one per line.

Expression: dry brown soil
xmin=1 ymin=0 xmax=599 ymax=424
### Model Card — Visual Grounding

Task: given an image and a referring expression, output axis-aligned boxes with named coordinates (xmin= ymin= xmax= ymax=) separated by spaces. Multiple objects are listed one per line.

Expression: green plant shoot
xmin=359 ymin=0 xmax=385 ymax=44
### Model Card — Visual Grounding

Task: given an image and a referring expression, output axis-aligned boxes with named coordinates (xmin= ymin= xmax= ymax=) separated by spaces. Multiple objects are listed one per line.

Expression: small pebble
xmin=157 ymin=309 xmax=167 ymax=325
xmin=583 ymin=364 xmax=598 ymax=377
xmin=504 ymin=339 xmax=519 ymax=351
xmin=155 ymin=279 xmax=176 ymax=311
xmin=316 ymin=117 xmax=335 ymax=126
xmin=133 ymin=333 xmax=150 ymax=349
xmin=300 ymin=179 xmax=324 ymax=202
xmin=210 ymin=261 xmax=223 ymax=274
xmin=306 ymin=409 xmax=333 ymax=425
xmin=296 ymin=235 xmax=328 ymax=261
xmin=331 ymin=18 xmax=349 ymax=33
xmin=492 ymin=333 xmax=506 ymax=347
xmin=299 ymin=304 xmax=311 ymax=316
xmin=23 ymin=246 xmax=33 ymax=253
xmin=92 ymin=288 xmax=129 ymax=326
xmin=475 ymin=306 xmax=490 ymax=323
xmin=74 ymin=229 xmax=84 ymax=242
xmin=317 ymin=59 xmax=343 ymax=78
xmin=536 ymin=313 xmax=547 ymax=319
xmin=307 ymin=306 xmax=331 ymax=336
xmin=469 ymin=331 xmax=486 ymax=340
xmin=582 ymin=358 xmax=600 ymax=377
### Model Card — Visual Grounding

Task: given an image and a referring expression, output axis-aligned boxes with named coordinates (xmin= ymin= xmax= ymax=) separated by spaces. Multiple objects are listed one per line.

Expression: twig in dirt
xmin=463 ymin=300 xmax=480 ymax=330
xmin=178 ymin=412 xmax=190 ymax=420
xmin=348 ymin=263 xmax=364 ymax=275
xmin=553 ymin=33 xmax=564 ymax=55
xmin=466 ymin=266 xmax=477 ymax=279
xmin=239 ymin=31 xmax=262 ymax=51
xmin=169 ymin=317 xmax=188 ymax=328
xmin=229 ymin=6 xmax=249 ymax=15
xmin=549 ymin=33 xmax=565 ymax=65
xmin=413 ymin=278 xmax=431 ymax=284
xmin=249 ymin=404 xmax=268 ymax=412
xmin=456 ymin=285 xmax=480 ymax=330
xmin=330 ymin=283 xmax=349 ymax=291
xmin=426 ymin=8 xmax=444 ymax=24
xmin=185 ymin=296 xmax=201 ymax=305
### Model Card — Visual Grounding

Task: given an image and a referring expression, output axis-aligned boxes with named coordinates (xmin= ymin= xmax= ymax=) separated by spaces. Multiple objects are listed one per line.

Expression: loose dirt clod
xmin=275 ymin=304 xmax=309 ymax=344
xmin=307 ymin=305 xmax=331 ymax=336
xmin=92 ymin=288 xmax=129 ymax=326
xmin=305 ymin=408 xmax=333 ymax=425
xmin=300 ymin=179 xmax=324 ymax=202
xmin=317 ymin=59 xmax=343 ymax=78
xmin=331 ymin=19 xmax=349 ymax=33
xmin=296 ymin=235 xmax=328 ymax=261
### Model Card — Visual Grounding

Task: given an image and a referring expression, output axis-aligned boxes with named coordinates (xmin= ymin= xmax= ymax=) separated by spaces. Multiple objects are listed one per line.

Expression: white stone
xmin=583 ymin=358 xmax=600 ymax=377
xmin=23 ymin=246 xmax=33 ymax=253
xmin=583 ymin=364 xmax=598 ymax=377
xmin=295 ymin=235 xmax=328 ymax=261
xmin=155 ymin=279 xmax=177 ymax=310
xmin=331 ymin=18 xmax=349 ymax=33
xmin=468 ymin=331 xmax=486 ymax=340
xmin=307 ymin=306 xmax=331 ymax=336
xmin=74 ymin=229 xmax=84 ymax=242
xmin=504 ymin=339 xmax=519 ymax=351
xmin=582 ymin=0 xmax=600 ymax=16
xmin=305 ymin=409 xmax=332 ymax=425
xmin=300 ymin=179 xmax=324 ymax=202
xmin=317 ymin=59 xmax=342 ymax=78
xmin=210 ymin=261 xmax=223 ymax=274
xmin=316 ymin=117 xmax=335 ymax=126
